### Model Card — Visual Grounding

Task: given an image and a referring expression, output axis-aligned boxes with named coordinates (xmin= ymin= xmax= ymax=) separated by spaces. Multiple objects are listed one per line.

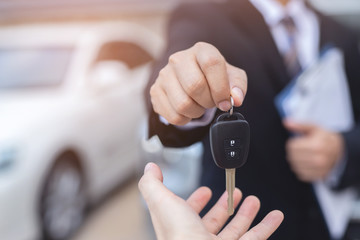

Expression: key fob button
xmin=224 ymin=139 xmax=241 ymax=149
xmin=225 ymin=149 xmax=241 ymax=161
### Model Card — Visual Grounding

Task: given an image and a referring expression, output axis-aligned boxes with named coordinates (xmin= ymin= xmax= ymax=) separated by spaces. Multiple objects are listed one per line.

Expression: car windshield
xmin=0 ymin=47 xmax=73 ymax=89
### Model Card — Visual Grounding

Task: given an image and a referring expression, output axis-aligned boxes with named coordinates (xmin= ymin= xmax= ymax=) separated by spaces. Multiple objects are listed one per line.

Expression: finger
xmin=202 ymin=188 xmax=242 ymax=234
xmin=160 ymin=67 xmax=206 ymax=119
xmin=143 ymin=162 xmax=163 ymax=181
xmin=227 ymin=63 xmax=247 ymax=107
xmin=193 ymin=42 xmax=231 ymax=111
xmin=186 ymin=187 xmax=212 ymax=214
xmin=286 ymin=138 xmax=321 ymax=163
xmin=283 ymin=120 xmax=317 ymax=135
xmin=285 ymin=150 xmax=322 ymax=181
xmin=138 ymin=162 xmax=172 ymax=207
xmin=286 ymin=146 xmax=316 ymax=164
xmin=288 ymin=157 xmax=329 ymax=182
xmin=170 ymin=50 xmax=215 ymax=109
xmin=288 ymin=161 xmax=315 ymax=180
xmin=293 ymin=169 xmax=323 ymax=182
xmin=286 ymin=137 xmax=311 ymax=152
xmin=218 ymin=195 xmax=260 ymax=239
xmin=286 ymin=150 xmax=315 ymax=177
xmin=150 ymin=81 xmax=191 ymax=125
xmin=240 ymin=210 xmax=284 ymax=240
xmin=286 ymin=139 xmax=316 ymax=162
xmin=286 ymin=137 xmax=325 ymax=162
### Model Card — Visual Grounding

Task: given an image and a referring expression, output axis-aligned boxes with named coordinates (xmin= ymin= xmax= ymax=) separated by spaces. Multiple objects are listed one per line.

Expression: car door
xmin=84 ymin=41 xmax=154 ymax=194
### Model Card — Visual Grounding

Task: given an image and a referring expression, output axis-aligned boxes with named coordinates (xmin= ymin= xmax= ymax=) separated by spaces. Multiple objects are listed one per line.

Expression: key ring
xmin=229 ymin=96 xmax=234 ymax=116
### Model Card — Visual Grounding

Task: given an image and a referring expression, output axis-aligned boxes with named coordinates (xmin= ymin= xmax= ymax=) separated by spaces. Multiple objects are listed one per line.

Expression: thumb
xmin=144 ymin=162 xmax=163 ymax=182
xmin=138 ymin=162 xmax=168 ymax=206
xmin=227 ymin=63 xmax=247 ymax=107
xmin=283 ymin=120 xmax=317 ymax=135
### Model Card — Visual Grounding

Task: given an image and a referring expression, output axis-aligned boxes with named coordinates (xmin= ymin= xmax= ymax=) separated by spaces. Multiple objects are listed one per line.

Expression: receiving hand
xmin=284 ymin=120 xmax=345 ymax=182
xmin=138 ymin=162 xmax=284 ymax=240
xmin=150 ymin=42 xmax=248 ymax=125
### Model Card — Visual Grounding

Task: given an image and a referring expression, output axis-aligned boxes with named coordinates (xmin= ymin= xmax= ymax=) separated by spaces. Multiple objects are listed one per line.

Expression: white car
xmin=0 ymin=22 xmax=162 ymax=240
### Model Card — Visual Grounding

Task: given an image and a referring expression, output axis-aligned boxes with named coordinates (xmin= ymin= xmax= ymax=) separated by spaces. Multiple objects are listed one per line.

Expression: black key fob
xmin=210 ymin=112 xmax=250 ymax=169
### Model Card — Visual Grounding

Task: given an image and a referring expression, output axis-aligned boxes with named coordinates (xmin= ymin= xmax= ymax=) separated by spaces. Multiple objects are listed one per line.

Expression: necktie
xmin=281 ymin=15 xmax=302 ymax=78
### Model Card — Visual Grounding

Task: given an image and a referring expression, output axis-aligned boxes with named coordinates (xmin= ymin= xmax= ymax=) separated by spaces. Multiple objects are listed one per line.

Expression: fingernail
xmin=219 ymin=100 xmax=231 ymax=111
xmin=144 ymin=162 xmax=152 ymax=173
xmin=231 ymin=87 xmax=244 ymax=105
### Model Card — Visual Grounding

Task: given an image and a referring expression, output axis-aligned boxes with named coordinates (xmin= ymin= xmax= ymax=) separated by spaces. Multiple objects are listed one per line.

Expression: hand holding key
xmin=139 ymin=162 xmax=284 ymax=240
xmin=150 ymin=42 xmax=247 ymax=125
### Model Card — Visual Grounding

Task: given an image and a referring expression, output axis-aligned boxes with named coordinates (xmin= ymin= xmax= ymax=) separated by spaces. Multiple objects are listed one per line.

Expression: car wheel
xmin=40 ymin=153 xmax=87 ymax=240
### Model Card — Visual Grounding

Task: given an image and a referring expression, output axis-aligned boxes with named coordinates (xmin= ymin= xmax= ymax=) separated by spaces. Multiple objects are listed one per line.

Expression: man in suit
xmin=145 ymin=0 xmax=360 ymax=239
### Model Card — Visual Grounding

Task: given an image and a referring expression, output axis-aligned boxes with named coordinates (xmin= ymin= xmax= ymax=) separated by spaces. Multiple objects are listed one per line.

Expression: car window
xmin=95 ymin=42 xmax=153 ymax=69
xmin=0 ymin=47 xmax=73 ymax=89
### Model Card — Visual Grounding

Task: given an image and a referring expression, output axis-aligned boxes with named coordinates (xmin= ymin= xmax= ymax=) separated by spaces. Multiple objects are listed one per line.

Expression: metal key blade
xmin=226 ymin=168 xmax=235 ymax=215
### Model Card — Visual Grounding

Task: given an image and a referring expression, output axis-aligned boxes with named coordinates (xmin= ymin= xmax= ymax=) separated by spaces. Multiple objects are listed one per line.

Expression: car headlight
xmin=0 ymin=147 xmax=17 ymax=171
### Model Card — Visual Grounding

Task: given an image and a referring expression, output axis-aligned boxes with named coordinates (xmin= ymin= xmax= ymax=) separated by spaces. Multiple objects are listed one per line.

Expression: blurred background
xmin=0 ymin=0 xmax=359 ymax=240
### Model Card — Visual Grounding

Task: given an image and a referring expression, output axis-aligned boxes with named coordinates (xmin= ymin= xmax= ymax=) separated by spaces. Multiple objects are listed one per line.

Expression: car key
xmin=210 ymin=98 xmax=250 ymax=215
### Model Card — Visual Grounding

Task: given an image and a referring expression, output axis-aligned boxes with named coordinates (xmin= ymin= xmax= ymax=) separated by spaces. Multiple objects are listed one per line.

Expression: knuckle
xmin=227 ymin=225 xmax=242 ymax=238
xmin=149 ymin=84 xmax=158 ymax=98
xmin=169 ymin=114 xmax=188 ymax=126
xmin=194 ymin=41 xmax=211 ymax=50
xmin=151 ymin=102 xmax=160 ymax=115
xmin=212 ymin=85 xmax=229 ymax=100
xmin=185 ymin=75 xmax=206 ymax=96
xmin=231 ymin=66 xmax=247 ymax=80
xmin=193 ymin=108 xmax=206 ymax=118
xmin=232 ymin=72 xmax=246 ymax=85
xmin=149 ymin=86 xmax=161 ymax=113
xmin=239 ymin=68 xmax=247 ymax=79
xmin=168 ymin=53 xmax=178 ymax=65
xmin=158 ymin=68 xmax=168 ymax=79
xmin=201 ymin=54 xmax=224 ymax=71
xmin=168 ymin=51 xmax=184 ymax=65
xmin=207 ymin=216 xmax=220 ymax=229
xmin=175 ymin=96 xmax=193 ymax=115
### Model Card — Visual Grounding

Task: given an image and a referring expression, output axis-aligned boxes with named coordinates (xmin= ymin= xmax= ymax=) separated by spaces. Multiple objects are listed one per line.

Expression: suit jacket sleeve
xmin=144 ymin=2 xmax=228 ymax=148
xmin=338 ymin=30 xmax=360 ymax=189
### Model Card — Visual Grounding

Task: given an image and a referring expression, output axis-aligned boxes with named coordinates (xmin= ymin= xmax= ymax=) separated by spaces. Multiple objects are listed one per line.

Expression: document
xmin=275 ymin=47 xmax=356 ymax=239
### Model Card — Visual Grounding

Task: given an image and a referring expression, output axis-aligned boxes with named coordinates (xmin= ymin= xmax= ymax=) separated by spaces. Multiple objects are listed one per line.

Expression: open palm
xmin=139 ymin=163 xmax=284 ymax=240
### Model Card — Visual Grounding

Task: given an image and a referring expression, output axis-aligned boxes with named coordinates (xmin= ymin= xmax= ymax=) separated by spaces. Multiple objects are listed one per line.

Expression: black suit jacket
xmin=145 ymin=1 xmax=360 ymax=239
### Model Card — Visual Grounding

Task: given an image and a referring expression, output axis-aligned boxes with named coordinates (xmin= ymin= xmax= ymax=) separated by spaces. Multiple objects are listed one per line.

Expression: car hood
xmin=0 ymin=89 xmax=66 ymax=142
